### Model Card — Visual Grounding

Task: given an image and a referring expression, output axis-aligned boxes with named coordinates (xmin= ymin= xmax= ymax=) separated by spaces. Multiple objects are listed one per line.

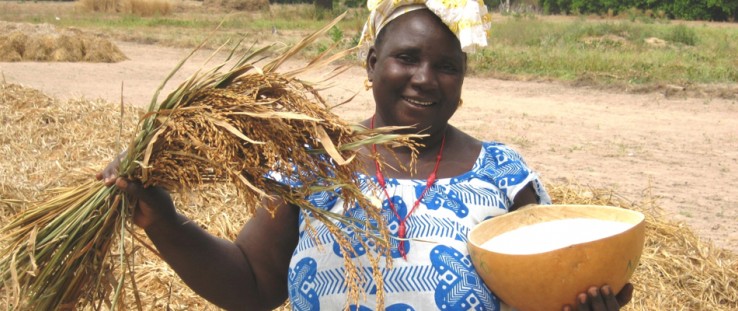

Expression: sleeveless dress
xmin=287 ymin=142 xmax=551 ymax=310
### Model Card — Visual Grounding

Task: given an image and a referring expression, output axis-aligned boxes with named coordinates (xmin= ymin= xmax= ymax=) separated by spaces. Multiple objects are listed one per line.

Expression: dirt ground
xmin=1 ymin=41 xmax=736 ymax=253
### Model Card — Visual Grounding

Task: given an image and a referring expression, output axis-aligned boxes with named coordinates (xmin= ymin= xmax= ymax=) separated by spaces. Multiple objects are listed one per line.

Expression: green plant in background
xmin=471 ymin=16 xmax=738 ymax=88
xmin=343 ymin=0 xmax=365 ymax=8
xmin=666 ymin=24 xmax=697 ymax=46
xmin=329 ymin=25 xmax=344 ymax=43
xmin=537 ymin=0 xmax=738 ymax=21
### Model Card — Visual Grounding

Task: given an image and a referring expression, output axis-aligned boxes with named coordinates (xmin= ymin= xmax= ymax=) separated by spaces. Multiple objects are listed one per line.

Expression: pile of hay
xmin=77 ymin=0 xmax=173 ymax=16
xmin=548 ymin=184 xmax=738 ymax=310
xmin=0 ymin=21 xmax=127 ymax=62
xmin=203 ymin=0 xmax=269 ymax=12
xmin=1 ymin=81 xmax=736 ymax=309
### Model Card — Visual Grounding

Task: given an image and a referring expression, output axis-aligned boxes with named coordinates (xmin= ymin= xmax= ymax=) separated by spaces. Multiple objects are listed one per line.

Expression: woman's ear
xmin=366 ymin=46 xmax=378 ymax=80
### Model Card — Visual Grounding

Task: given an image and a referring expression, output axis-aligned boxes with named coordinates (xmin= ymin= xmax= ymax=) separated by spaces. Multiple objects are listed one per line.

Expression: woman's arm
xmin=510 ymin=182 xmax=539 ymax=212
xmin=115 ymin=179 xmax=300 ymax=310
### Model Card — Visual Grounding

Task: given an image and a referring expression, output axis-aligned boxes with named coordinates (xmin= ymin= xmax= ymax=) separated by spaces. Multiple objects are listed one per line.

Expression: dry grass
xmin=203 ymin=0 xmax=270 ymax=12
xmin=78 ymin=0 xmax=174 ymax=17
xmin=0 ymin=21 xmax=127 ymax=62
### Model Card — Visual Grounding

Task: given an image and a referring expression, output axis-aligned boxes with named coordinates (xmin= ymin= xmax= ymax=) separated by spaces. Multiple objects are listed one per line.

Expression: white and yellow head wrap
xmin=357 ymin=0 xmax=492 ymax=64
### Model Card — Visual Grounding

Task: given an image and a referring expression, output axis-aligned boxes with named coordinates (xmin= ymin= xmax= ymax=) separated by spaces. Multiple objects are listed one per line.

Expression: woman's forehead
xmin=378 ymin=10 xmax=462 ymax=52
xmin=386 ymin=9 xmax=445 ymax=32
xmin=385 ymin=11 xmax=456 ymax=39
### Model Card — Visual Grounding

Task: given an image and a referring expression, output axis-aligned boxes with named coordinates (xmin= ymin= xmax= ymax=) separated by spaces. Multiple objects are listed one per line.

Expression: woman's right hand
xmin=114 ymin=178 xmax=177 ymax=229
xmin=96 ymin=151 xmax=177 ymax=229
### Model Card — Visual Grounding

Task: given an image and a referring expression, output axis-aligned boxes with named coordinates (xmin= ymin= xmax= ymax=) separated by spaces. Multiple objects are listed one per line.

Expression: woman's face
xmin=367 ymin=9 xmax=466 ymax=134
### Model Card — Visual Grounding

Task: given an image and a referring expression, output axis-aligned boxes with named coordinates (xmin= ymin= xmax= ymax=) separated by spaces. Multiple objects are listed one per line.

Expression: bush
xmin=665 ymin=24 xmax=698 ymax=46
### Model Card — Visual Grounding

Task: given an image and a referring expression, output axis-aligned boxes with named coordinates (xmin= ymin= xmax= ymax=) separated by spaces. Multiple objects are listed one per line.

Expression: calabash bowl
xmin=467 ymin=204 xmax=645 ymax=311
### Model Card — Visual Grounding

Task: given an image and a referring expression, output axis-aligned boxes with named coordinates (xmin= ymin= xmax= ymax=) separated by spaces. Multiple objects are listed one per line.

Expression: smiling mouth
xmin=403 ymin=97 xmax=434 ymax=107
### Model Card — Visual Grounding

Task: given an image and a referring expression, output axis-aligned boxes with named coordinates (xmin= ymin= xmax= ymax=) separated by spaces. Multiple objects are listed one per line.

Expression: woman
xmin=99 ymin=1 xmax=633 ymax=310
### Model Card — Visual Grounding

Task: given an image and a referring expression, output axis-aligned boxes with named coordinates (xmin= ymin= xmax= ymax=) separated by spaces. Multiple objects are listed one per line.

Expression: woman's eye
xmin=396 ymin=54 xmax=416 ymax=63
xmin=439 ymin=63 xmax=459 ymax=73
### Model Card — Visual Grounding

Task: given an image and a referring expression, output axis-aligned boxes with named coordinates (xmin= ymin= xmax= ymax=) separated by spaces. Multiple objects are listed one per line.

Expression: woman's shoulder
xmin=473 ymin=141 xmax=533 ymax=172
xmin=447 ymin=126 xmax=525 ymax=159
xmin=479 ymin=141 xmax=525 ymax=157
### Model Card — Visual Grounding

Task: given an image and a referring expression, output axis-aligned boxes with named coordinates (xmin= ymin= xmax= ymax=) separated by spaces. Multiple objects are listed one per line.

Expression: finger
xmin=115 ymin=179 xmax=172 ymax=210
xmin=104 ymin=176 xmax=118 ymax=187
xmin=586 ymin=287 xmax=607 ymax=311
xmin=116 ymin=178 xmax=152 ymax=213
xmin=576 ymin=292 xmax=590 ymax=311
xmin=615 ymin=283 xmax=634 ymax=306
xmin=115 ymin=177 xmax=142 ymax=197
xmin=96 ymin=170 xmax=118 ymax=185
xmin=562 ymin=305 xmax=572 ymax=311
xmin=115 ymin=177 xmax=126 ymax=188
xmin=601 ymin=285 xmax=620 ymax=310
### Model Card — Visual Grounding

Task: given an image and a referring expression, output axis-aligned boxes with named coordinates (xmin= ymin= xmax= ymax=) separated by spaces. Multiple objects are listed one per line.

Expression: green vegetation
xmin=539 ymin=0 xmax=738 ymax=21
xmin=0 ymin=1 xmax=736 ymax=91
xmin=473 ymin=17 xmax=738 ymax=86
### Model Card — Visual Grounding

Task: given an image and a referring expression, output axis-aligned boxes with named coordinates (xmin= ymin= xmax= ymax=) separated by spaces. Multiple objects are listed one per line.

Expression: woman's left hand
xmin=562 ymin=283 xmax=633 ymax=311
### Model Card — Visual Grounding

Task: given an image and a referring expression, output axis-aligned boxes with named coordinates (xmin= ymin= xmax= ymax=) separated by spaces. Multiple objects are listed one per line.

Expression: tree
xmin=315 ymin=0 xmax=332 ymax=11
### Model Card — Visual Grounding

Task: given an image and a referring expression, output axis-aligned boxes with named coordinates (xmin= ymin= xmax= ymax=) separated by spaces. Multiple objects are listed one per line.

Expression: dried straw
xmin=0 ymin=14 xmax=421 ymax=310
xmin=0 ymin=21 xmax=127 ymax=63
xmin=203 ymin=0 xmax=270 ymax=12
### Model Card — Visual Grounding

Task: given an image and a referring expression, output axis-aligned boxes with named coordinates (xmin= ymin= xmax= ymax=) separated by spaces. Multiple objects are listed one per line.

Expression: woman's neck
xmin=365 ymin=115 xmax=449 ymax=153
xmin=366 ymin=115 xmax=452 ymax=178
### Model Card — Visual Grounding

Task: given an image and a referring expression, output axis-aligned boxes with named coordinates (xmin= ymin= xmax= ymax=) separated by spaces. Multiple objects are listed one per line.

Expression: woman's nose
xmin=410 ymin=63 xmax=437 ymax=90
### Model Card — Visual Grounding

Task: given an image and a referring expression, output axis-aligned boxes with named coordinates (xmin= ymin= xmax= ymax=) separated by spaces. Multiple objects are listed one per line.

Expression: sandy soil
xmin=1 ymin=41 xmax=736 ymax=253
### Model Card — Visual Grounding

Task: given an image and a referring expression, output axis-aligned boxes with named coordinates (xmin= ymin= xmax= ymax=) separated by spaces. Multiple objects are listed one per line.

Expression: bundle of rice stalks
xmin=0 ymin=14 xmax=419 ymax=310
xmin=547 ymin=184 xmax=738 ymax=310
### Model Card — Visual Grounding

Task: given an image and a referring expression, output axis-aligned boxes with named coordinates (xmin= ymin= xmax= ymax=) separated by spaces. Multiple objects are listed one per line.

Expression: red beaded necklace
xmin=371 ymin=116 xmax=446 ymax=259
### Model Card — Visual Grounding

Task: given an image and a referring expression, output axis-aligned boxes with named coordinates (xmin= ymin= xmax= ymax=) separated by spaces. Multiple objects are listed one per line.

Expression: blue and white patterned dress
xmin=287 ymin=142 xmax=551 ymax=310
